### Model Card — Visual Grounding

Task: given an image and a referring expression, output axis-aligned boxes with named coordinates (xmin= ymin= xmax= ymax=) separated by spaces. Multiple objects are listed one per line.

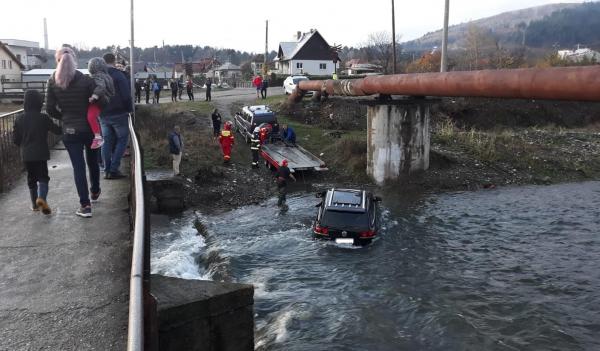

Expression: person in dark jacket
xmin=46 ymin=46 xmax=99 ymax=218
xmin=211 ymin=108 xmax=222 ymax=138
xmin=169 ymin=79 xmax=178 ymax=102
xmin=280 ymin=124 xmax=296 ymax=145
xmin=274 ymin=159 xmax=296 ymax=208
xmin=134 ymin=79 xmax=142 ymax=103
xmin=13 ymin=90 xmax=62 ymax=214
xmin=205 ymin=78 xmax=212 ymax=101
xmin=250 ymin=126 xmax=261 ymax=168
xmin=168 ymin=125 xmax=183 ymax=176
xmin=100 ymin=52 xmax=133 ymax=180
xmin=260 ymin=79 xmax=269 ymax=99
xmin=177 ymin=78 xmax=184 ymax=100
xmin=144 ymin=79 xmax=151 ymax=104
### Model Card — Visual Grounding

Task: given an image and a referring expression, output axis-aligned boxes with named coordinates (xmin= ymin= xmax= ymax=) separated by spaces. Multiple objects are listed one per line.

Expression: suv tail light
xmin=314 ymin=224 xmax=329 ymax=235
xmin=359 ymin=230 xmax=375 ymax=238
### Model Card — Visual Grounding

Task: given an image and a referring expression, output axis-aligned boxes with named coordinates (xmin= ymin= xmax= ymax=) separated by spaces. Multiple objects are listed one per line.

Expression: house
xmin=558 ymin=46 xmax=600 ymax=63
xmin=274 ymin=29 xmax=334 ymax=76
xmin=173 ymin=58 xmax=220 ymax=78
xmin=0 ymin=41 xmax=26 ymax=81
xmin=212 ymin=62 xmax=241 ymax=83
xmin=0 ymin=39 xmax=43 ymax=70
xmin=21 ymin=68 xmax=89 ymax=83
xmin=345 ymin=59 xmax=383 ymax=76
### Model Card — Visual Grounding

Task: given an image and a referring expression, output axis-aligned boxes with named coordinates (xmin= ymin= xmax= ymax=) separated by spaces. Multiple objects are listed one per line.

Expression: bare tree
xmin=363 ymin=31 xmax=402 ymax=74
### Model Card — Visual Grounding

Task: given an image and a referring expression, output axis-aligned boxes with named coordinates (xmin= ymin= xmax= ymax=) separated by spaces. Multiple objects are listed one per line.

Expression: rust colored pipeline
xmin=290 ymin=66 xmax=600 ymax=102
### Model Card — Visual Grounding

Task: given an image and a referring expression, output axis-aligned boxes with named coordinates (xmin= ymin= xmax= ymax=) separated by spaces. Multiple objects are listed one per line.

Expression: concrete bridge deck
xmin=0 ymin=147 xmax=131 ymax=350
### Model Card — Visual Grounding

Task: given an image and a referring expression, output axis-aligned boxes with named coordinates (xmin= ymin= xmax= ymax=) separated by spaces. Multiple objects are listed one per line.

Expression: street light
xmin=441 ymin=0 xmax=450 ymax=72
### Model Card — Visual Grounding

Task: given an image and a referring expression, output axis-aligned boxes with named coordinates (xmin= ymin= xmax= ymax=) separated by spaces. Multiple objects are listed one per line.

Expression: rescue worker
xmin=250 ymin=127 xmax=261 ymax=168
xmin=275 ymin=159 xmax=296 ymax=208
xmin=218 ymin=121 xmax=235 ymax=162
xmin=258 ymin=124 xmax=272 ymax=145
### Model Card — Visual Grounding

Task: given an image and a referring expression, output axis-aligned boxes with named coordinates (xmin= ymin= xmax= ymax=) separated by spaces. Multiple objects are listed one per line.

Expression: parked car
xmin=283 ymin=75 xmax=312 ymax=96
xmin=234 ymin=105 xmax=279 ymax=143
xmin=313 ymin=188 xmax=381 ymax=245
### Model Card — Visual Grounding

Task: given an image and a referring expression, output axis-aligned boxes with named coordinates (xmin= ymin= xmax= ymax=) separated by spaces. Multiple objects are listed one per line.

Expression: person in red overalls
xmin=218 ymin=121 xmax=235 ymax=162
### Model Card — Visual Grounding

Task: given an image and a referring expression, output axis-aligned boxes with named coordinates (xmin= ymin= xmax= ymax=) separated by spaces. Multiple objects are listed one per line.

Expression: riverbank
xmin=136 ymin=93 xmax=600 ymax=213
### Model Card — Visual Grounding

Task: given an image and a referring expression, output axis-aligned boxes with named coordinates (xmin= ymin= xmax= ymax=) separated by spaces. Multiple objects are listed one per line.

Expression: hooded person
xmin=13 ymin=90 xmax=62 ymax=214
xmin=218 ymin=121 xmax=235 ymax=162
xmin=46 ymin=46 xmax=100 ymax=218
xmin=87 ymin=57 xmax=115 ymax=149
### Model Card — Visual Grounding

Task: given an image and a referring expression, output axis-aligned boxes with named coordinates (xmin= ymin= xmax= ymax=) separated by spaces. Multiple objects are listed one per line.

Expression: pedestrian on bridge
xmin=13 ymin=90 xmax=62 ymax=215
xmin=46 ymin=46 xmax=100 ymax=218
xmin=205 ymin=78 xmax=212 ymax=101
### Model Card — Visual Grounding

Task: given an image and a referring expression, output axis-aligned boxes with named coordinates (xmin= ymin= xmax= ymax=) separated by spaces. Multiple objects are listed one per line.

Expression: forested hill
xmin=403 ymin=2 xmax=600 ymax=52
xmin=525 ymin=2 xmax=600 ymax=47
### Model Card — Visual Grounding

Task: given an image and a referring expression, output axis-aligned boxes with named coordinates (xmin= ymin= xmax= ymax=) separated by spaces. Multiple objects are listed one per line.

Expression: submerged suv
xmin=313 ymin=188 xmax=381 ymax=245
xmin=234 ymin=105 xmax=279 ymax=143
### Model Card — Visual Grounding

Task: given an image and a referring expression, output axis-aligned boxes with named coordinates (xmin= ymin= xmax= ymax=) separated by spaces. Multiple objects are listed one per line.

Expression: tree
xmin=363 ymin=31 xmax=402 ymax=74
xmin=465 ymin=25 xmax=496 ymax=70
xmin=405 ymin=51 xmax=441 ymax=73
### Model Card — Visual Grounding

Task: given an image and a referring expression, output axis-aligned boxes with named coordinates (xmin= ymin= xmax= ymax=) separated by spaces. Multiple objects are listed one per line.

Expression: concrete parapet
xmin=364 ymin=99 xmax=432 ymax=184
xmin=151 ymin=274 xmax=254 ymax=351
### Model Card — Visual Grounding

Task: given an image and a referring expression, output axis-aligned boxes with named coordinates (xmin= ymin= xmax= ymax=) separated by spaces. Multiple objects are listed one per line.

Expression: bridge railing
xmin=0 ymin=81 xmax=47 ymax=93
xmin=0 ymin=109 xmax=61 ymax=192
xmin=127 ymin=114 xmax=157 ymax=351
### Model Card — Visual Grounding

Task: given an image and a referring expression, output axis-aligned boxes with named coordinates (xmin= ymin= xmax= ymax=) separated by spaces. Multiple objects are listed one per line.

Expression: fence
xmin=0 ymin=108 xmax=62 ymax=192
xmin=127 ymin=114 xmax=157 ymax=351
xmin=0 ymin=81 xmax=47 ymax=93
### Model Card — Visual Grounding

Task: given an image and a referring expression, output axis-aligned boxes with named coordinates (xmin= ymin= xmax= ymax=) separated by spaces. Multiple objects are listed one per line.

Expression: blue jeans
xmin=63 ymin=132 xmax=100 ymax=206
xmin=100 ymin=113 xmax=130 ymax=175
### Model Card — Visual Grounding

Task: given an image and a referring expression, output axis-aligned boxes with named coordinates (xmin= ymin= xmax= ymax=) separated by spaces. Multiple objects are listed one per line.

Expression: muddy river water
xmin=151 ymin=181 xmax=600 ymax=350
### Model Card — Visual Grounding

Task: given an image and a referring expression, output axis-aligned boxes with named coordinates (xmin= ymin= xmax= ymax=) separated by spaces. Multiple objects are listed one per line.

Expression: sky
xmin=0 ymin=0 xmax=586 ymax=53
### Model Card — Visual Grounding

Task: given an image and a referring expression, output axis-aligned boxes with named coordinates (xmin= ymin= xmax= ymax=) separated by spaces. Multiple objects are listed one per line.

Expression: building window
xmin=9 ymin=61 xmax=12 ymax=69
xmin=16 ymin=54 xmax=21 ymax=62
xmin=319 ymin=63 xmax=327 ymax=70
xmin=296 ymin=62 xmax=303 ymax=69
xmin=1 ymin=60 xmax=6 ymax=69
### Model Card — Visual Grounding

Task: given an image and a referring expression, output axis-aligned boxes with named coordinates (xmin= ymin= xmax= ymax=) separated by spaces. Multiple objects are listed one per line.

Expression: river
xmin=151 ymin=181 xmax=600 ymax=350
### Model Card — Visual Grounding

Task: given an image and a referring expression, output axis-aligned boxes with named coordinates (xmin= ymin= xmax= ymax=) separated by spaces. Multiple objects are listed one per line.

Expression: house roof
xmin=0 ymin=41 xmax=26 ymax=69
xmin=22 ymin=68 xmax=89 ymax=75
xmin=216 ymin=62 xmax=240 ymax=71
xmin=276 ymin=30 xmax=331 ymax=62
xmin=173 ymin=58 xmax=220 ymax=73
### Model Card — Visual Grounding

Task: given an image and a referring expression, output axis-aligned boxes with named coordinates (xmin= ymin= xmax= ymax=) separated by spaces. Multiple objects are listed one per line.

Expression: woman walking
xmin=46 ymin=46 xmax=100 ymax=217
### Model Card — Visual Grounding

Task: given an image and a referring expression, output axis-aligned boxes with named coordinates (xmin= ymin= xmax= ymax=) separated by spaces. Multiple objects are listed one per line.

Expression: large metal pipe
xmin=290 ymin=66 xmax=600 ymax=102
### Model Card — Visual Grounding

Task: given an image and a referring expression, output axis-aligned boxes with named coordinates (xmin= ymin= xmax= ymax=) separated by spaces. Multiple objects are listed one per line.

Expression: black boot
xmin=29 ymin=188 xmax=39 ymax=211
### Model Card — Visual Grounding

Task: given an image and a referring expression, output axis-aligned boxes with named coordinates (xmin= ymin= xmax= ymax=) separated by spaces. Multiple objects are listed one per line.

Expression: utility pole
xmin=391 ymin=0 xmax=397 ymax=74
xmin=441 ymin=0 xmax=450 ymax=72
xmin=130 ymin=0 xmax=135 ymax=115
xmin=43 ymin=18 xmax=48 ymax=51
xmin=264 ymin=20 xmax=268 ymax=78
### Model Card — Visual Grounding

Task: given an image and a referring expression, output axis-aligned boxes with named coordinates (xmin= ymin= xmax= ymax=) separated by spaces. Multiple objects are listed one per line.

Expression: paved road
xmin=137 ymin=87 xmax=283 ymax=105
xmin=0 ymin=147 xmax=130 ymax=350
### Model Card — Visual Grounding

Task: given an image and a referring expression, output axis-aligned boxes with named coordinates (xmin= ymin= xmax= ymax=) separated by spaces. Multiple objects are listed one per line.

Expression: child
xmin=13 ymin=90 xmax=62 ymax=214
xmin=87 ymin=57 xmax=115 ymax=149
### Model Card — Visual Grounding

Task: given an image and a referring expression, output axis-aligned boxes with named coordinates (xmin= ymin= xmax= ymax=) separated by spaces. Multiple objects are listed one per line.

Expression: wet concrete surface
xmin=0 ymin=146 xmax=131 ymax=350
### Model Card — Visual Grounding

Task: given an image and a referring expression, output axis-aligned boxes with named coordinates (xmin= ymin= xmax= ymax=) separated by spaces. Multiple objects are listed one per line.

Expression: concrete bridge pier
xmin=364 ymin=98 xmax=432 ymax=185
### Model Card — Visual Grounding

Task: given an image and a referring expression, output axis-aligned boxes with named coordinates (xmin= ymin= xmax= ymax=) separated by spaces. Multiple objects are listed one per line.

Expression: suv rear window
xmin=321 ymin=210 xmax=369 ymax=230
xmin=253 ymin=114 xmax=276 ymax=125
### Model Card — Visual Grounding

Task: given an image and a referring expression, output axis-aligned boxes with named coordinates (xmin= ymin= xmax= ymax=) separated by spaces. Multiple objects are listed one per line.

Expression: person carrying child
xmin=87 ymin=57 xmax=115 ymax=149
xmin=13 ymin=90 xmax=62 ymax=214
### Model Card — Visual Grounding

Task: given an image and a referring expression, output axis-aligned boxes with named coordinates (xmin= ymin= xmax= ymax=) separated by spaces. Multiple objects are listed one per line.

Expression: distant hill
xmin=403 ymin=2 xmax=587 ymax=52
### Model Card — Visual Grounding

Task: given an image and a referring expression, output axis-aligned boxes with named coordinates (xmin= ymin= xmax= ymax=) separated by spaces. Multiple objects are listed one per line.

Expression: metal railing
xmin=127 ymin=114 xmax=156 ymax=351
xmin=0 ymin=108 xmax=61 ymax=192
xmin=0 ymin=81 xmax=47 ymax=94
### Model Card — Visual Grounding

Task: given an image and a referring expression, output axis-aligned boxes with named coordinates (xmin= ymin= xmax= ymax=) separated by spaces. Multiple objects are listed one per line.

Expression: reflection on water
xmin=152 ymin=182 xmax=600 ymax=351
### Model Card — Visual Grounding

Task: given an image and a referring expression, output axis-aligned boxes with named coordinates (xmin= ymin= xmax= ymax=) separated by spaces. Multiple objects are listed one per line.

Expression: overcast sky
xmin=1 ymin=0 xmax=585 ymax=53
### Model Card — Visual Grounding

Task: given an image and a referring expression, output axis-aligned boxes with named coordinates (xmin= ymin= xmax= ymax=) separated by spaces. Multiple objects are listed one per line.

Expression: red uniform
xmin=218 ymin=123 xmax=235 ymax=161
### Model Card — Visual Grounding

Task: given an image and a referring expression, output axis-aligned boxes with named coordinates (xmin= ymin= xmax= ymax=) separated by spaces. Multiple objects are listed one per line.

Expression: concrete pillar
xmin=365 ymin=99 xmax=431 ymax=184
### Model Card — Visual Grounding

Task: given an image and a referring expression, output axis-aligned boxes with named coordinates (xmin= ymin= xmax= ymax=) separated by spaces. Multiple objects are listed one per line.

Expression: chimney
xmin=297 ymin=31 xmax=301 ymax=40
xmin=43 ymin=18 xmax=48 ymax=50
